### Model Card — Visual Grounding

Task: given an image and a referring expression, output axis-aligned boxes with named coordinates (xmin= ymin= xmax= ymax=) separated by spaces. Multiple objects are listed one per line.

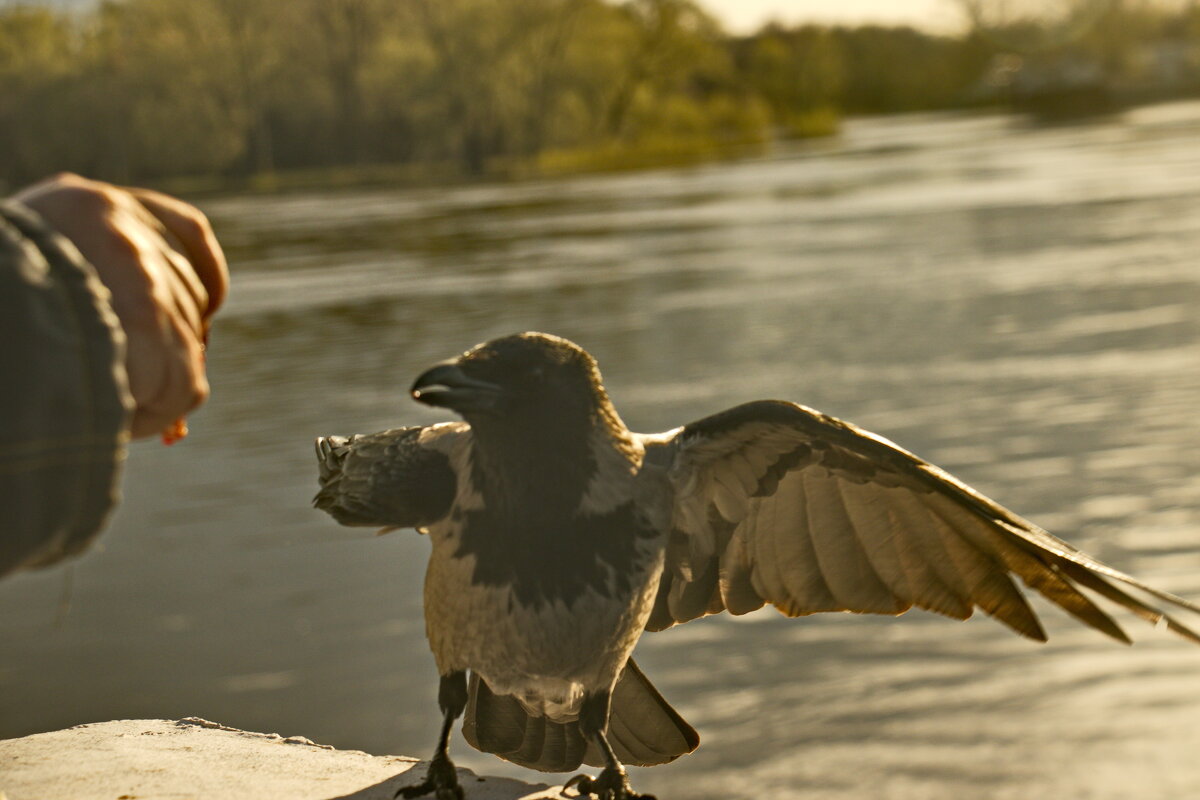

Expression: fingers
xmin=128 ymin=188 xmax=229 ymax=321
xmin=95 ymin=194 xmax=204 ymax=337
xmin=125 ymin=304 xmax=210 ymax=439
xmin=13 ymin=173 xmax=224 ymax=442
xmin=115 ymin=238 xmax=210 ymax=440
xmin=161 ymin=248 xmax=205 ymax=337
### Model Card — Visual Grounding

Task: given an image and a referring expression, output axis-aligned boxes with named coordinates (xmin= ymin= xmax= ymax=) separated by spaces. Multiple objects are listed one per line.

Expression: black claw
xmin=395 ymin=755 xmax=463 ymax=800
xmin=562 ymin=767 xmax=654 ymax=800
xmin=563 ymin=773 xmax=596 ymax=795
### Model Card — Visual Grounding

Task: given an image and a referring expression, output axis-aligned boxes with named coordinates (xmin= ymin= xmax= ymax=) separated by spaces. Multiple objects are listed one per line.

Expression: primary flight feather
xmin=313 ymin=331 xmax=1200 ymax=800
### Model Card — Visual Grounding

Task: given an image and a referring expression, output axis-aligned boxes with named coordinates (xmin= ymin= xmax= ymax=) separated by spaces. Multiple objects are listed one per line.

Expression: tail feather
xmin=462 ymin=658 xmax=699 ymax=773
xmin=462 ymin=673 xmax=525 ymax=755
xmin=607 ymin=658 xmax=700 ymax=765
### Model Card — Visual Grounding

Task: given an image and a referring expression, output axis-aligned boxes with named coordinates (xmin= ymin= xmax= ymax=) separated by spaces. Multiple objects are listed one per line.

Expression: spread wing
xmin=313 ymin=425 xmax=459 ymax=530
xmin=645 ymin=400 xmax=1200 ymax=644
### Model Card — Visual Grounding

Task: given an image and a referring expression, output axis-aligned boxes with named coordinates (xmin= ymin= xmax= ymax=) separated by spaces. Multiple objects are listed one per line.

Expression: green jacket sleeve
xmin=0 ymin=201 xmax=134 ymax=578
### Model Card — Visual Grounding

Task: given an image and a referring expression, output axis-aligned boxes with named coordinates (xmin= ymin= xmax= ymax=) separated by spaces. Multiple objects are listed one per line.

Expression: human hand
xmin=14 ymin=173 xmax=229 ymax=440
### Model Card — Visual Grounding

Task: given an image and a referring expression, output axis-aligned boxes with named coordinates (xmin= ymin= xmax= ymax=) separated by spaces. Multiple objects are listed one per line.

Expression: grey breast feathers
xmin=644 ymin=400 xmax=1200 ymax=645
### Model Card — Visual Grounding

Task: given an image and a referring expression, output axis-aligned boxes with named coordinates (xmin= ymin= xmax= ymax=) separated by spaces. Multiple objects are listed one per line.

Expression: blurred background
xmin=4 ymin=0 xmax=1200 ymax=189
xmin=3 ymin=1 xmax=1200 ymax=798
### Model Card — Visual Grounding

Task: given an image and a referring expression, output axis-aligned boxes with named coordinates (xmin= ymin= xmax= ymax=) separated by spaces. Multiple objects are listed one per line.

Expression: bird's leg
xmin=396 ymin=671 xmax=468 ymax=800
xmin=564 ymin=690 xmax=656 ymax=800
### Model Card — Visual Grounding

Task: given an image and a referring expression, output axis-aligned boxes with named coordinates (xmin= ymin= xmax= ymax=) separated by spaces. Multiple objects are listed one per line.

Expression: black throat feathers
xmin=454 ymin=406 xmax=653 ymax=608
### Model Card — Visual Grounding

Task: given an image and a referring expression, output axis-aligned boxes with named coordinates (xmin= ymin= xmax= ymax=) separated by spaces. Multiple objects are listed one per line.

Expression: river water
xmin=3 ymin=103 xmax=1200 ymax=800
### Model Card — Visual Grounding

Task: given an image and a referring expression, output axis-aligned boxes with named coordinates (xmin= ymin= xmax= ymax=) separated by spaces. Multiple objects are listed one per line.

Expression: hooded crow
xmin=314 ymin=331 xmax=1200 ymax=800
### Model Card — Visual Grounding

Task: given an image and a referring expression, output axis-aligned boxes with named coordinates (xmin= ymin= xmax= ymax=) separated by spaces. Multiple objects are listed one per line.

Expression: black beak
xmin=410 ymin=361 xmax=504 ymax=414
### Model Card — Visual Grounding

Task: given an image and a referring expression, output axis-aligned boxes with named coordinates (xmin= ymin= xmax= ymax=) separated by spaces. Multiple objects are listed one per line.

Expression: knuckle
xmin=48 ymin=171 xmax=83 ymax=186
xmin=165 ymin=199 xmax=213 ymax=241
xmin=186 ymin=211 xmax=214 ymax=240
xmin=106 ymin=229 xmax=145 ymax=262
xmin=61 ymin=184 xmax=115 ymax=216
xmin=190 ymin=375 xmax=210 ymax=409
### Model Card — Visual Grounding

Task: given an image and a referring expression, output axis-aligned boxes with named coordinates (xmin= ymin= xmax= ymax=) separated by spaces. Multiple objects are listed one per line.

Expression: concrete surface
xmin=0 ymin=718 xmax=563 ymax=800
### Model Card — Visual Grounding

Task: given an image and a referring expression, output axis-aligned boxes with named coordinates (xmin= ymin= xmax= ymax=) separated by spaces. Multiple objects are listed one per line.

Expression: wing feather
xmin=645 ymin=400 xmax=1200 ymax=646
xmin=312 ymin=425 xmax=460 ymax=530
xmin=750 ymin=494 xmax=803 ymax=614
xmin=886 ymin=489 xmax=978 ymax=614
xmin=804 ymin=470 xmax=903 ymax=614
xmin=666 ymin=555 xmax=722 ymax=624
xmin=887 ymin=504 xmax=974 ymax=620
xmin=837 ymin=481 xmax=916 ymax=605
xmin=712 ymin=474 xmax=750 ymax=525
xmin=727 ymin=450 xmax=763 ymax=495
xmin=924 ymin=500 xmax=1047 ymax=640
xmin=763 ymin=476 xmax=839 ymax=614
xmin=719 ymin=524 xmax=767 ymax=615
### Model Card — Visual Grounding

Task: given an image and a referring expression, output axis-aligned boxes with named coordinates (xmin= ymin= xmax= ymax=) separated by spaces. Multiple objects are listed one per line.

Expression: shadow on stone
xmin=327 ymin=763 xmax=558 ymax=799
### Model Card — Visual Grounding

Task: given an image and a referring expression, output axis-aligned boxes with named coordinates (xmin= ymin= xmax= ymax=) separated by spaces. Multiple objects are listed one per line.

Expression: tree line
xmin=1 ymin=0 xmax=1197 ymax=190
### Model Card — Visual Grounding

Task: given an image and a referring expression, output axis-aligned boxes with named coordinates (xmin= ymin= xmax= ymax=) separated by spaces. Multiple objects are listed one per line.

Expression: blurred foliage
xmin=1 ymin=0 xmax=1198 ymax=190
xmin=956 ymin=0 xmax=1200 ymax=118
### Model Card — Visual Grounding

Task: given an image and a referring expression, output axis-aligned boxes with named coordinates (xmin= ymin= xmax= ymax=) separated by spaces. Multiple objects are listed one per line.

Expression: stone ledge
xmin=0 ymin=718 xmax=562 ymax=800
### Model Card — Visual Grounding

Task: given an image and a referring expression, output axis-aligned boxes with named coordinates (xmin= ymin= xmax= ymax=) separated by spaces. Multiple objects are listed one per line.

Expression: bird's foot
xmin=395 ymin=753 xmax=464 ymax=800
xmin=563 ymin=766 xmax=655 ymax=800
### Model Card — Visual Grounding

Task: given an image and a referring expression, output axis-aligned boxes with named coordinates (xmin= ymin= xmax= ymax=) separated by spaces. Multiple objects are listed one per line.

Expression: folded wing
xmin=313 ymin=426 xmax=458 ymax=530
xmin=646 ymin=400 xmax=1200 ymax=644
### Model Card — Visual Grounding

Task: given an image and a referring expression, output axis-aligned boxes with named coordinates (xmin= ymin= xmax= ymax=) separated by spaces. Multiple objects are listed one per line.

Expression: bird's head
xmin=410 ymin=332 xmax=617 ymax=433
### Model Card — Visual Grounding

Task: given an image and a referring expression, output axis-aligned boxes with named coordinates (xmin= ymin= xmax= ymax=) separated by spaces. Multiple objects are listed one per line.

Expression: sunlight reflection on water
xmin=2 ymin=103 xmax=1200 ymax=800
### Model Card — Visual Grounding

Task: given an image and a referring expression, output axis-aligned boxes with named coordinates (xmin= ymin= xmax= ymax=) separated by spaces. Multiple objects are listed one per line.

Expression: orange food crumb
xmin=162 ymin=418 xmax=188 ymax=445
